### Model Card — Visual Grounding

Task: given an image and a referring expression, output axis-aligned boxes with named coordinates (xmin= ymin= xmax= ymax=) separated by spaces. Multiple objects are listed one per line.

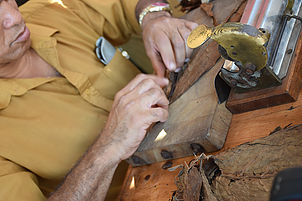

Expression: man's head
xmin=0 ymin=0 xmax=31 ymax=65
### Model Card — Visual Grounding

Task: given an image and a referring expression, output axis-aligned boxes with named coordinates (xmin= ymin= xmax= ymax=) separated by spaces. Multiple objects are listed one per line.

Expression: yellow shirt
xmin=0 ymin=0 xmax=144 ymax=200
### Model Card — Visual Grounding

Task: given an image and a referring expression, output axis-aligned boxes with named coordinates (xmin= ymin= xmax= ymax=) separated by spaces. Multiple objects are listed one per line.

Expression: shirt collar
xmin=0 ymin=24 xmax=59 ymax=110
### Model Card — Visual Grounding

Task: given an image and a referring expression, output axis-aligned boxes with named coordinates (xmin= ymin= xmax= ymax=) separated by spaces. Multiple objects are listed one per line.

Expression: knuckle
xmin=136 ymin=73 xmax=145 ymax=80
xmin=151 ymin=110 xmax=161 ymax=119
xmin=119 ymin=96 xmax=128 ymax=106
xmin=173 ymin=36 xmax=184 ymax=46
xmin=123 ymin=102 xmax=132 ymax=111
xmin=162 ymin=97 xmax=170 ymax=106
xmin=161 ymin=17 xmax=170 ymax=24
xmin=156 ymin=109 xmax=164 ymax=117
xmin=135 ymin=73 xmax=143 ymax=79
xmin=149 ymin=88 xmax=162 ymax=98
xmin=152 ymin=109 xmax=168 ymax=121
xmin=143 ymin=78 xmax=156 ymax=87
xmin=114 ymin=91 xmax=122 ymax=101
xmin=178 ymin=25 xmax=187 ymax=32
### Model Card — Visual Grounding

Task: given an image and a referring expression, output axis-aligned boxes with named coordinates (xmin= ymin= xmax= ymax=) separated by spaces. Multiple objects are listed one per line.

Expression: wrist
xmin=141 ymin=11 xmax=171 ymax=29
xmin=95 ymin=134 xmax=123 ymax=164
xmin=136 ymin=1 xmax=172 ymax=27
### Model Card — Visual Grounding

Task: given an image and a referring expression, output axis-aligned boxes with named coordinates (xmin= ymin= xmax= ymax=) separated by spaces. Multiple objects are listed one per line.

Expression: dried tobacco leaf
xmin=173 ymin=124 xmax=302 ymax=201
xmin=178 ymin=0 xmax=201 ymax=12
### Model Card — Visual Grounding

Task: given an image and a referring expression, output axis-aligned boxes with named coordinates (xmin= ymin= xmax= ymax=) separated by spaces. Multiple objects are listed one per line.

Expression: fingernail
xmin=169 ymin=62 xmax=176 ymax=71
xmin=175 ymin=67 xmax=181 ymax=72
xmin=163 ymin=78 xmax=169 ymax=84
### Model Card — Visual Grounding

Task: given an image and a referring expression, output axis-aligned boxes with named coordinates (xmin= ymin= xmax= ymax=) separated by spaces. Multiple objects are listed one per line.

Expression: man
xmin=0 ymin=0 xmax=197 ymax=200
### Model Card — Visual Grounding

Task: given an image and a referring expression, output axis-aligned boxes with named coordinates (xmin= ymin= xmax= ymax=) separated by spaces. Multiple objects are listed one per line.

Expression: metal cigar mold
xmin=187 ymin=0 xmax=302 ymax=92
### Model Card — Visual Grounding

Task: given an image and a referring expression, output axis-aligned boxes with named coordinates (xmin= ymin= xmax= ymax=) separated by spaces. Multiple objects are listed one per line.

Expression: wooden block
xmin=226 ymin=18 xmax=302 ymax=114
xmin=127 ymin=60 xmax=232 ymax=167
xmin=126 ymin=0 xmax=247 ymax=167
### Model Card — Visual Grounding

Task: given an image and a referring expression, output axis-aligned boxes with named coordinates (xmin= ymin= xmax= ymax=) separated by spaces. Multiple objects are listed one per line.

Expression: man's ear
xmin=16 ymin=0 xmax=29 ymax=7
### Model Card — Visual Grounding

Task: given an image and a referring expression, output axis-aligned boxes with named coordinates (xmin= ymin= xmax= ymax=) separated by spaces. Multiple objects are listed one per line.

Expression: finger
xmin=143 ymin=34 xmax=167 ymax=77
xmin=141 ymin=87 xmax=169 ymax=108
xmin=147 ymin=50 xmax=167 ymax=77
xmin=155 ymin=34 xmax=177 ymax=72
xmin=148 ymin=107 xmax=169 ymax=123
xmin=177 ymin=26 xmax=194 ymax=59
xmin=114 ymin=74 xmax=168 ymax=102
xmin=184 ymin=21 xmax=199 ymax=31
xmin=171 ymin=30 xmax=186 ymax=67
xmin=133 ymin=77 xmax=168 ymax=95
xmin=134 ymin=81 xmax=169 ymax=111
xmin=119 ymin=87 xmax=169 ymax=125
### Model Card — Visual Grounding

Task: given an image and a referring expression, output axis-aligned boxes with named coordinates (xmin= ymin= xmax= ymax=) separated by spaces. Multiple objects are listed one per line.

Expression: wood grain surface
xmin=118 ymin=0 xmax=302 ymax=199
xmin=127 ymin=60 xmax=232 ymax=166
xmin=118 ymin=89 xmax=302 ymax=201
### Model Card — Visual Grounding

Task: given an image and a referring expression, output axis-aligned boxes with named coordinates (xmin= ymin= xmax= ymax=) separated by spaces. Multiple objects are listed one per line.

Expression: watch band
xmin=138 ymin=2 xmax=171 ymax=26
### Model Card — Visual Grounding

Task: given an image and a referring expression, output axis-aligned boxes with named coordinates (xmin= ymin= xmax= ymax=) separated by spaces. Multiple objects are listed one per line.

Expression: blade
xmin=167 ymin=71 xmax=179 ymax=101
xmin=167 ymin=59 xmax=189 ymax=101
xmin=214 ymin=72 xmax=231 ymax=104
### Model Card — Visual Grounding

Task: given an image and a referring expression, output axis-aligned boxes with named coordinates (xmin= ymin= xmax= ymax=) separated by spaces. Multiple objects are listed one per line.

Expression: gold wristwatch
xmin=138 ymin=2 xmax=172 ymax=26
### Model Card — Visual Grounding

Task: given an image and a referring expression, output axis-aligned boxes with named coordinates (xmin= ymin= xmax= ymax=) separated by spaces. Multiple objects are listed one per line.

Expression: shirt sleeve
xmin=0 ymin=156 xmax=46 ymax=201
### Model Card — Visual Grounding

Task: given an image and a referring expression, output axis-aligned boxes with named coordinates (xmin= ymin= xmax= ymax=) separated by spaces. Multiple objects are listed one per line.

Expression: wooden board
xmin=127 ymin=60 xmax=232 ymax=166
xmin=118 ymin=89 xmax=302 ymax=201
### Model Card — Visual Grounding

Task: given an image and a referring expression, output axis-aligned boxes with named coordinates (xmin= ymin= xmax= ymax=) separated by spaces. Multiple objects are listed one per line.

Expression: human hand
xmin=141 ymin=12 xmax=198 ymax=77
xmin=102 ymin=74 xmax=169 ymax=161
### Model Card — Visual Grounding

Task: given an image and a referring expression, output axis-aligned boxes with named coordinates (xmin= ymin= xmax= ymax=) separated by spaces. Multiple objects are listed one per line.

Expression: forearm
xmin=48 ymin=136 xmax=120 ymax=201
xmin=135 ymin=0 xmax=169 ymax=22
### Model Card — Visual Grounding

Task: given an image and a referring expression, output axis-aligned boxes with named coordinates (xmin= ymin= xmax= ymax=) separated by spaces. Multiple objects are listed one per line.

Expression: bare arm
xmin=48 ymin=74 xmax=169 ymax=201
xmin=48 ymin=134 xmax=120 ymax=201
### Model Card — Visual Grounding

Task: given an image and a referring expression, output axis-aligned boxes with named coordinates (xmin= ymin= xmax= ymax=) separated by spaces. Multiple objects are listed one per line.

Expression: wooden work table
xmin=118 ymin=89 xmax=302 ymax=201
xmin=116 ymin=1 xmax=302 ymax=200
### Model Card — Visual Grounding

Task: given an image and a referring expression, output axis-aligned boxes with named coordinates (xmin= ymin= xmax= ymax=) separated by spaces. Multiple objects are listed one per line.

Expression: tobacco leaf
xmin=200 ymin=3 xmax=215 ymax=25
xmin=183 ymin=167 xmax=202 ymax=201
xmin=178 ymin=0 xmax=201 ymax=13
xmin=173 ymin=124 xmax=302 ymax=201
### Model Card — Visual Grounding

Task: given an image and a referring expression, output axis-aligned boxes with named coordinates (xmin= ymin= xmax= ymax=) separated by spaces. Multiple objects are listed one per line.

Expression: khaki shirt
xmin=0 ymin=0 xmax=144 ymax=200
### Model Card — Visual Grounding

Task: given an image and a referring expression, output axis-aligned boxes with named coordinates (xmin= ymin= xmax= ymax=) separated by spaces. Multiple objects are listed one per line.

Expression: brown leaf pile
xmin=171 ymin=124 xmax=302 ymax=201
